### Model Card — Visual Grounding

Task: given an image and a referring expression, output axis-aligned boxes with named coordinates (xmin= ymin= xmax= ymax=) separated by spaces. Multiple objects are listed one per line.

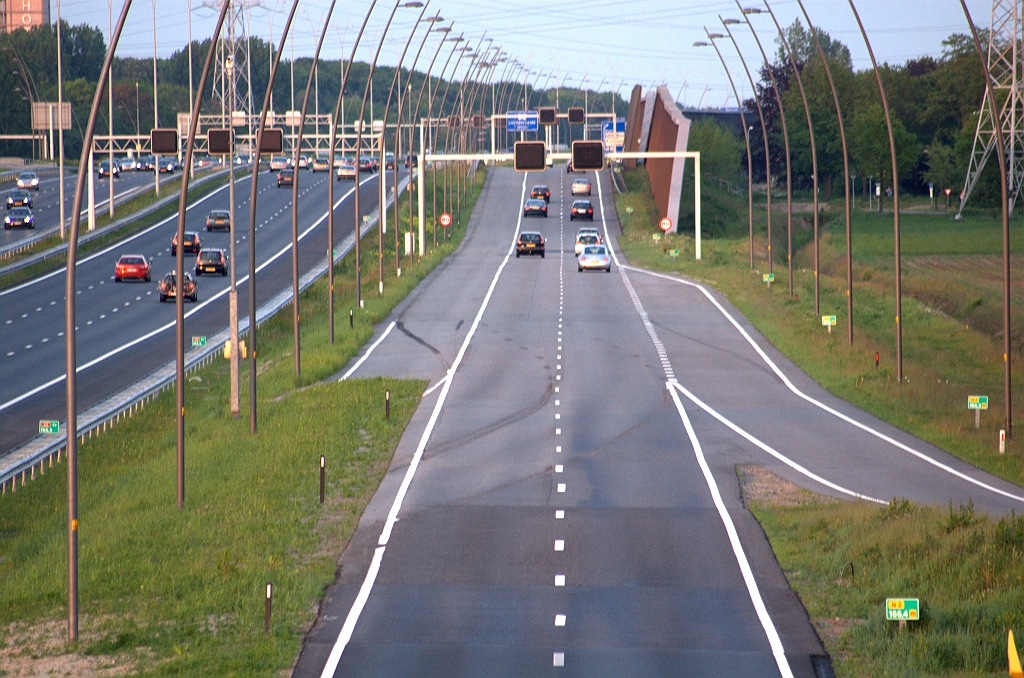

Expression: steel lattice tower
xmin=203 ymin=0 xmax=258 ymax=138
xmin=957 ymin=0 xmax=1024 ymax=219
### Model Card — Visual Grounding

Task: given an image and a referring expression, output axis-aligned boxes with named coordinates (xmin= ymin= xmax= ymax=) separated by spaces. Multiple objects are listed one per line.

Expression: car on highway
xmin=158 ymin=157 xmax=179 ymax=173
xmin=565 ymin=159 xmax=575 ymax=173
xmin=523 ymin=199 xmax=548 ymax=217
xmin=171 ymin=231 xmax=202 ymax=256
xmin=571 ymin=178 xmax=592 ymax=195
xmin=119 ymin=157 xmax=138 ymax=172
xmin=193 ymin=154 xmax=217 ymax=168
xmin=359 ymin=155 xmax=377 ymax=172
xmin=336 ymin=160 xmax=356 ymax=181
xmin=16 ymin=171 xmax=39 ymax=190
xmin=516 ymin=231 xmax=545 ymax=258
xmin=114 ymin=254 xmax=152 ymax=282
xmin=4 ymin=206 xmax=33 ymax=229
xmin=205 ymin=209 xmax=231 ymax=232
xmin=157 ymin=271 xmax=198 ymax=302
xmin=384 ymin=152 xmax=395 ymax=170
xmin=570 ymin=199 xmax=594 ymax=221
xmin=574 ymin=232 xmax=599 ymax=256
xmin=269 ymin=156 xmax=290 ymax=170
xmin=234 ymin=154 xmax=252 ymax=166
xmin=311 ymin=156 xmax=330 ymax=172
xmin=195 ymin=248 xmax=228 ymax=276
xmin=405 ymin=153 xmax=418 ymax=168
xmin=6 ymin=189 xmax=32 ymax=209
xmin=136 ymin=155 xmax=156 ymax=171
xmin=576 ymin=226 xmax=601 ymax=243
xmin=530 ymin=185 xmax=550 ymax=202
xmin=297 ymin=155 xmax=309 ymax=170
xmin=578 ymin=244 xmax=611 ymax=272
xmin=277 ymin=169 xmax=294 ymax=187
xmin=98 ymin=160 xmax=120 ymax=178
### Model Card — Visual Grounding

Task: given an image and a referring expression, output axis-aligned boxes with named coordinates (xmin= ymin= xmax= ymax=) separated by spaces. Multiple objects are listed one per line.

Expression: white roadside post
xmin=694 ymin=153 xmax=701 ymax=261
xmin=418 ymin=120 xmax=426 ymax=256
xmin=87 ymin=147 xmax=95 ymax=231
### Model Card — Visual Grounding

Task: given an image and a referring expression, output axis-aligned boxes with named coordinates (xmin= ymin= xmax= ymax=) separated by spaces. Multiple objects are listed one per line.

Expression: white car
xmin=571 ymin=178 xmax=592 ymax=195
xmin=574 ymin=233 xmax=599 ymax=256
xmin=576 ymin=227 xmax=601 ymax=244
xmin=578 ymin=244 xmax=611 ymax=272
xmin=16 ymin=171 xmax=39 ymax=191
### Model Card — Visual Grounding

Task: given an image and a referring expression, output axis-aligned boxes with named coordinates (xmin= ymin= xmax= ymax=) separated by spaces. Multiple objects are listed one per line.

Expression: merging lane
xmin=0 ymin=167 xmax=397 ymax=455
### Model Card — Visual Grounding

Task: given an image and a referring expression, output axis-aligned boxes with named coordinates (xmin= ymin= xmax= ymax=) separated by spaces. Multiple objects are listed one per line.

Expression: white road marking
xmin=596 ymin=170 xmax=795 ymax=678
xmin=554 ymin=539 xmax=565 ymax=551
xmin=555 ymin=428 xmax=561 ymax=435
xmin=555 ymin=465 xmax=563 ymax=473
xmin=553 ymin=652 xmax=565 ymax=667
xmin=555 ymin=510 xmax=564 ymax=519
xmin=556 ymin=446 xmax=561 ymax=452
xmin=555 ymin=574 xmax=565 ymax=586
xmin=317 ymin=171 xmax=532 ymax=678
xmin=623 ymin=262 xmax=1024 ymax=503
xmin=338 ymin=322 xmax=397 ymax=381
xmin=556 ymin=483 xmax=566 ymax=493
xmin=555 ymin=614 xmax=566 ymax=627
xmin=555 ymin=413 xmax=560 ymax=419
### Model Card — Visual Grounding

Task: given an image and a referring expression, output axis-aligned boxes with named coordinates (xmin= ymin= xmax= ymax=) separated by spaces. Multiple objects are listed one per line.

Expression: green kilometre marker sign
xmin=191 ymin=336 xmax=207 ymax=347
xmin=39 ymin=420 xmax=59 ymax=434
xmin=886 ymin=598 xmax=919 ymax=621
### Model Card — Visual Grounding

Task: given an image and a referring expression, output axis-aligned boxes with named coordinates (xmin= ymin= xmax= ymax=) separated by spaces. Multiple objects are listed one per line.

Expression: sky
xmin=53 ymin=0 xmax=995 ymax=110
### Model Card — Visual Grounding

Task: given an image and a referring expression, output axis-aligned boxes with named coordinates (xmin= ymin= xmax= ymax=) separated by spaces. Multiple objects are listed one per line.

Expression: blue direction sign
xmin=506 ymin=110 xmax=539 ymax=132
xmin=602 ymin=118 xmax=626 ymax=152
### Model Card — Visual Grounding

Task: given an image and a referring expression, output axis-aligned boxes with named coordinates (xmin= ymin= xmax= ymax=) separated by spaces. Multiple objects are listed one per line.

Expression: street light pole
xmin=56 ymin=0 xmax=66 ymax=239
xmin=740 ymin=3 xmax=794 ymax=297
xmin=721 ymin=17 xmax=774 ymax=275
xmin=696 ymin=33 xmax=754 ymax=271
xmin=848 ymin=0 xmax=903 ymax=381
xmin=797 ymin=0 xmax=854 ymax=343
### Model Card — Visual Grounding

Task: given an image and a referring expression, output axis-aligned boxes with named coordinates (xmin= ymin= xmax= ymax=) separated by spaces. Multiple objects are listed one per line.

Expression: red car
xmin=114 ymin=254 xmax=152 ymax=282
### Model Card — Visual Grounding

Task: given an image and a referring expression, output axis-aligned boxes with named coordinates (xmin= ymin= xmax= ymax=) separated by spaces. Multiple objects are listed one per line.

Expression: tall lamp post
xmin=695 ymin=34 xmax=754 ymax=270
xmin=740 ymin=2 xmax=795 ymax=297
xmin=721 ymin=17 xmax=774 ymax=275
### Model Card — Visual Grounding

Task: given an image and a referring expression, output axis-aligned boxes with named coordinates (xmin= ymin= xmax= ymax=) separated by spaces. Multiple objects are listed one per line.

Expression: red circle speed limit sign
xmin=439 ymin=212 xmax=453 ymax=227
xmin=659 ymin=217 xmax=673 ymax=232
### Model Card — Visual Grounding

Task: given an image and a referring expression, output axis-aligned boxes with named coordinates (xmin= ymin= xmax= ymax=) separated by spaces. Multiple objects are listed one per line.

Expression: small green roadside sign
xmin=968 ymin=395 xmax=989 ymax=410
xmin=669 ymin=249 xmax=679 ymax=257
xmin=191 ymin=336 xmax=207 ymax=347
xmin=886 ymin=598 xmax=920 ymax=621
xmin=762 ymin=273 xmax=775 ymax=283
xmin=821 ymin=315 xmax=837 ymax=327
xmin=39 ymin=420 xmax=59 ymax=434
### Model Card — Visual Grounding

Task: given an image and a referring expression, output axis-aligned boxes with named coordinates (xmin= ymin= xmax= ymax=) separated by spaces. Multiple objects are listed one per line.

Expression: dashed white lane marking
xmin=595 ymin=170 xmax=794 ymax=678
xmin=555 ymin=428 xmax=561 ymax=435
xmin=557 ymin=483 xmax=565 ymax=493
xmin=555 ymin=414 xmax=560 ymax=419
xmin=555 ymin=465 xmax=563 ymax=473
xmin=555 ymin=614 xmax=566 ymax=627
xmin=556 ymin=445 xmax=561 ymax=453
xmin=317 ymin=171 xmax=531 ymax=678
xmin=555 ymin=574 xmax=565 ymax=586
xmin=553 ymin=652 xmax=565 ymax=667
xmin=555 ymin=510 xmax=564 ymax=519
xmin=554 ymin=539 xmax=565 ymax=551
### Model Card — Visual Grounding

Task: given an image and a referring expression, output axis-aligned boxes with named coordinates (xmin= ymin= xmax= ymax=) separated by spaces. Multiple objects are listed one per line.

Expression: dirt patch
xmin=1 ymin=617 xmax=152 ymax=677
xmin=737 ymin=465 xmax=837 ymax=508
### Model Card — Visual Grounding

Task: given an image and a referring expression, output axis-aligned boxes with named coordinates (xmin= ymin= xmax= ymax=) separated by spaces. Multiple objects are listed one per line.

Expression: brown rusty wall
xmin=623 ymin=85 xmax=643 ymax=170
xmin=646 ymin=88 xmax=680 ymax=221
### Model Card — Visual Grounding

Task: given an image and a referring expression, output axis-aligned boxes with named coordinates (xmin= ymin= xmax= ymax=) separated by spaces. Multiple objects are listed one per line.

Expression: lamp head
xmin=723 ymin=18 xmax=741 ymax=25
xmin=708 ymin=33 xmax=725 ymax=39
xmin=693 ymin=41 xmax=709 ymax=47
xmin=742 ymin=7 xmax=762 ymax=14
xmin=403 ymin=2 xmax=424 ymax=7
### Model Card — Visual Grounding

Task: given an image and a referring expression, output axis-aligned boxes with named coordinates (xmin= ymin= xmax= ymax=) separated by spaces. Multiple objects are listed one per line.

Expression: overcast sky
xmin=55 ymin=0 xmax=994 ymax=109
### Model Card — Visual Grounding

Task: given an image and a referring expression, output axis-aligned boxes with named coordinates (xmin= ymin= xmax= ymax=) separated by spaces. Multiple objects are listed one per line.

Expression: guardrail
xmin=0 ymin=171 xmax=412 ymax=495
xmin=0 ymin=166 xmax=230 ymax=267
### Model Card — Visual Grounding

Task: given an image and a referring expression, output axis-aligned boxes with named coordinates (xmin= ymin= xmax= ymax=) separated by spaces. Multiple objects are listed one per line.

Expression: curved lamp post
xmin=246 ymin=0 xmax=301 ymax=433
xmin=847 ymin=0 xmax=903 ymax=381
xmin=761 ymin=1 xmax=821 ymax=315
xmin=289 ymin=0 xmax=341 ymax=374
xmin=721 ymin=17 xmax=775 ymax=275
xmin=695 ymin=34 xmax=754 ymax=270
xmin=796 ymin=0 xmax=854 ymax=343
xmin=739 ymin=2 xmax=795 ymax=297
xmin=959 ymin=0 xmax=1012 ymax=437
xmin=173 ymin=0 xmax=235 ymax=502
xmin=64 ymin=0 xmax=134 ymax=642
xmin=327 ymin=0 xmax=380 ymax=340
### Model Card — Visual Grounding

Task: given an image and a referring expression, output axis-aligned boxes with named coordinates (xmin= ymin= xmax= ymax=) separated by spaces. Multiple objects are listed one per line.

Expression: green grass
xmin=750 ymin=492 xmax=1024 ymax=677
xmin=0 ymin=169 xmax=227 ymax=290
xmin=615 ymin=166 xmax=1024 ymax=488
xmin=0 ymin=168 xmax=486 ymax=675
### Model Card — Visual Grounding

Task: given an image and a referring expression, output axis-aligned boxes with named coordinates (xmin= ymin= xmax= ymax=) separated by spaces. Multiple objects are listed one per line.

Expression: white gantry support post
xmin=418 ymin=120 xmax=426 ymax=257
xmin=694 ymin=153 xmax=701 ymax=261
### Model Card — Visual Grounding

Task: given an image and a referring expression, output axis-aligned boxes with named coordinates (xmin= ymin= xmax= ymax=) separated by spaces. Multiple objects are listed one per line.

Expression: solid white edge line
xmin=667 ymin=382 xmax=795 ymax=678
xmin=318 ymin=169 xmax=529 ymax=678
xmin=669 ymin=381 xmax=884 ymax=504
xmin=338 ymin=321 xmax=396 ymax=381
xmin=597 ymin=169 xmax=793 ymax=678
xmin=0 ymin=176 xmax=374 ymax=413
xmin=621 ymin=263 xmax=1024 ymax=503
xmin=422 ymin=373 xmax=450 ymax=397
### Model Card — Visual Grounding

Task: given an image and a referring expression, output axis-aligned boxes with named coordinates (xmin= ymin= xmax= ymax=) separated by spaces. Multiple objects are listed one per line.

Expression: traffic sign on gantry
xmin=567 ymin=107 xmax=586 ymax=125
xmin=507 ymin=111 xmax=539 ymax=132
xmin=539 ymin=107 xmax=557 ymax=126
xmin=514 ymin=141 xmax=546 ymax=172
xmin=572 ymin=140 xmax=604 ymax=171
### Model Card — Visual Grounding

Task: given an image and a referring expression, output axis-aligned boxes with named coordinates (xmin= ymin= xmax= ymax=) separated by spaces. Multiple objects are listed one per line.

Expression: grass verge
xmin=613 ymin=166 xmax=1024 ymax=488
xmin=742 ymin=466 xmax=1024 ymax=677
xmin=0 ymin=167 xmax=486 ymax=675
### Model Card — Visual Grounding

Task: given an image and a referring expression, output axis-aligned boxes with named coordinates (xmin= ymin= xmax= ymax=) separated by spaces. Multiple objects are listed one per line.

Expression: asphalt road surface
xmin=0 ymin=165 xmax=171 ymax=249
xmin=0 ymin=166 xmax=397 ymax=455
xmin=292 ymin=166 xmax=1024 ymax=678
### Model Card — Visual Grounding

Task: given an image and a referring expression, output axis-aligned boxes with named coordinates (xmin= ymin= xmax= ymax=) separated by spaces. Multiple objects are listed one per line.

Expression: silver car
xmin=578 ymin=244 xmax=611 ymax=272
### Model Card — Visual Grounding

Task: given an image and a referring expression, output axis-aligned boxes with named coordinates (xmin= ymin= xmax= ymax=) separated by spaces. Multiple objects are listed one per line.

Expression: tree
xmin=687 ymin=119 xmax=742 ymax=182
xmin=850 ymin=103 xmax=921 ymax=211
